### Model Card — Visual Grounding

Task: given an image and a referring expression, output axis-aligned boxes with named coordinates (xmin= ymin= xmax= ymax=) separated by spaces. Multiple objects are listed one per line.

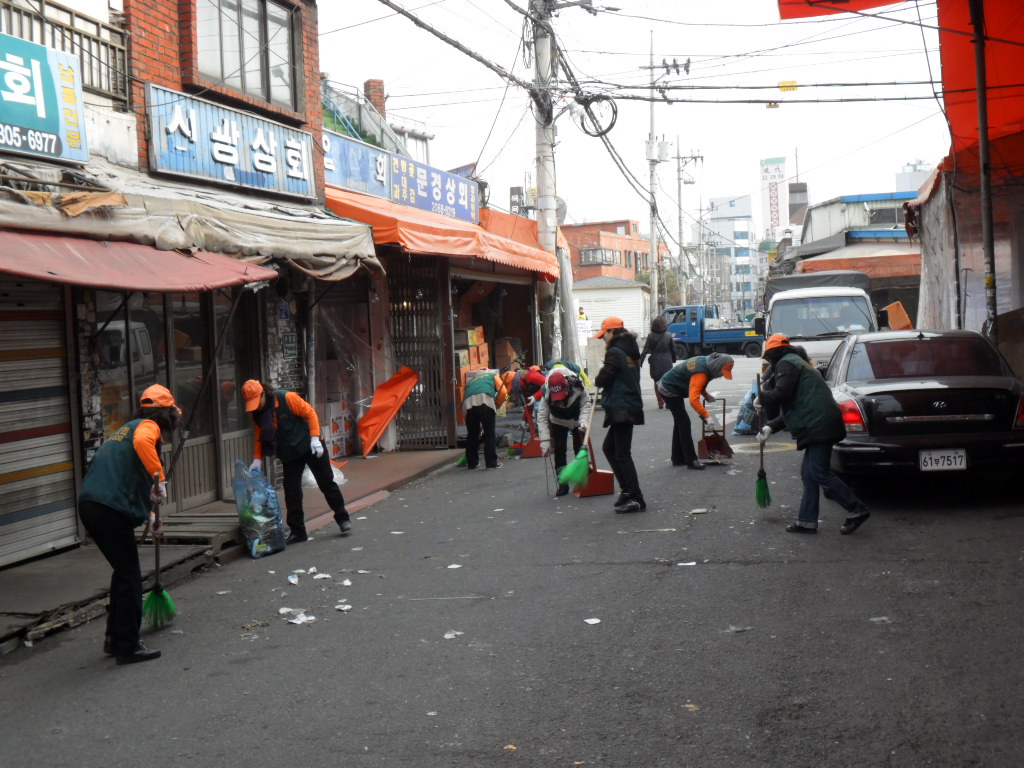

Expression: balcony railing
xmin=0 ymin=0 xmax=129 ymax=109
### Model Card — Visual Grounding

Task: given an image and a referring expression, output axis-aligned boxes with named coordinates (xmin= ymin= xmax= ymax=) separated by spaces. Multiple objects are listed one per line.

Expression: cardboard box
xmin=454 ymin=348 xmax=471 ymax=368
xmin=454 ymin=329 xmax=476 ymax=347
xmin=459 ymin=364 xmax=472 ymax=384
xmin=468 ymin=345 xmax=480 ymax=366
xmin=475 ymin=342 xmax=489 ymax=367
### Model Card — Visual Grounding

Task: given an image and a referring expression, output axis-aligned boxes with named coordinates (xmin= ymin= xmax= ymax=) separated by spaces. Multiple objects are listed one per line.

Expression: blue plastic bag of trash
xmin=232 ymin=460 xmax=287 ymax=558
xmin=733 ymin=381 xmax=759 ymax=436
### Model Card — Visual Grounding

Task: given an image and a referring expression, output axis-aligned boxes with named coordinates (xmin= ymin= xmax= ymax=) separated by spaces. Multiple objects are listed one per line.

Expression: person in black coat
xmin=638 ymin=316 xmax=676 ymax=409
xmin=594 ymin=317 xmax=646 ymax=513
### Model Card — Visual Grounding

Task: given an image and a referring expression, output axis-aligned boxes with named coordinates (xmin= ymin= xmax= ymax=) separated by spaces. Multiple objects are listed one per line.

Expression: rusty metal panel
xmin=387 ymin=255 xmax=447 ymax=448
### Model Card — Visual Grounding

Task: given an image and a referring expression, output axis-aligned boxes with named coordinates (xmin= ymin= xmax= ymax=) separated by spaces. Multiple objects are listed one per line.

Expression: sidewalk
xmin=0 ymin=448 xmax=462 ymax=656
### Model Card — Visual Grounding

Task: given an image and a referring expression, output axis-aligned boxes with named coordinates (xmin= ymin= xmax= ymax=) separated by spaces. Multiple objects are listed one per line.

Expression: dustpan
xmin=697 ymin=399 xmax=733 ymax=464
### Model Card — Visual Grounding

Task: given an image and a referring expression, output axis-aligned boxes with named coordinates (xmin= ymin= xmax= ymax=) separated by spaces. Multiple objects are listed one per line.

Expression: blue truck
xmin=662 ymin=304 xmax=764 ymax=358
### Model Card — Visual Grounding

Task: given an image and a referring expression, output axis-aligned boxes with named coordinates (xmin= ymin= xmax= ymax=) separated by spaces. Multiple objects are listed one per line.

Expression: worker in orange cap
xmin=241 ymin=379 xmax=351 ymax=543
xmin=656 ymin=352 xmax=735 ymax=470
xmin=78 ymin=384 xmax=181 ymax=665
xmin=756 ymin=334 xmax=870 ymax=535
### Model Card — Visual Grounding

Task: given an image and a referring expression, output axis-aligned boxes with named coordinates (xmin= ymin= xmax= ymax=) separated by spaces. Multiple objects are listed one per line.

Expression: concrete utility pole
xmin=645 ymin=39 xmax=660 ymax=321
xmin=675 ymin=142 xmax=701 ymax=307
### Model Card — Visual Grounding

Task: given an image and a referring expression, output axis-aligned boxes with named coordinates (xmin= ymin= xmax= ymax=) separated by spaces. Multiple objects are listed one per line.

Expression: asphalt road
xmin=2 ymin=358 xmax=1022 ymax=767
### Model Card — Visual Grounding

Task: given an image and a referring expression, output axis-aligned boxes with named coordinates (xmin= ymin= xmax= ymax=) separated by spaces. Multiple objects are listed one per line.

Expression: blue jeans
xmin=798 ymin=442 xmax=867 ymax=526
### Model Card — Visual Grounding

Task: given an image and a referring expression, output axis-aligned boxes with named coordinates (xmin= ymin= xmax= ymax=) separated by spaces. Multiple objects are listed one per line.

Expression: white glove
xmin=148 ymin=510 xmax=164 ymax=535
xmin=755 ymin=425 xmax=773 ymax=443
xmin=310 ymin=436 xmax=324 ymax=458
xmin=703 ymin=393 xmax=717 ymax=404
xmin=540 ymin=440 xmax=550 ymax=456
xmin=249 ymin=459 xmax=263 ymax=473
xmin=705 ymin=412 xmax=722 ymax=431
xmin=149 ymin=481 xmax=167 ymax=505
xmin=753 ymin=396 xmax=763 ymax=411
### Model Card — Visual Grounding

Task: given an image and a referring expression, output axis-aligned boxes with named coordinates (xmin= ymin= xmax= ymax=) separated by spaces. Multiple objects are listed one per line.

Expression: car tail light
xmin=1015 ymin=396 xmax=1024 ymax=429
xmin=837 ymin=398 xmax=867 ymax=433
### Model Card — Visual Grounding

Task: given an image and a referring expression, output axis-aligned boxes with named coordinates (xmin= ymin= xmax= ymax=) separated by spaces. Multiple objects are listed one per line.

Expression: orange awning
xmin=325 ymin=188 xmax=559 ymax=279
xmin=777 ymin=0 xmax=891 ymax=20
xmin=796 ymin=243 xmax=921 ymax=279
xmin=0 ymin=230 xmax=277 ymax=291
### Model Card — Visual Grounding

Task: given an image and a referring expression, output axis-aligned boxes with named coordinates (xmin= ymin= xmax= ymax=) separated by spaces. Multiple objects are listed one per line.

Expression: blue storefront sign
xmin=323 ymin=130 xmax=390 ymax=198
xmin=146 ymin=84 xmax=314 ymax=199
xmin=324 ymin=130 xmax=479 ymax=224
xmin=0 ymin=32 xmax=88 ymax=163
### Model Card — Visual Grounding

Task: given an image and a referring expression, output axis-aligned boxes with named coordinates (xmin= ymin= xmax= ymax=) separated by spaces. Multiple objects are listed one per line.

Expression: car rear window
xmin=847 ymin=338 xmax=1005 ymax=379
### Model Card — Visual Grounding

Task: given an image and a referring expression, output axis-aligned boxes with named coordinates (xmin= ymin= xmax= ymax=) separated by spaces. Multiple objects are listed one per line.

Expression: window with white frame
xmin=197 ymin=0 xmax=299 ymax=110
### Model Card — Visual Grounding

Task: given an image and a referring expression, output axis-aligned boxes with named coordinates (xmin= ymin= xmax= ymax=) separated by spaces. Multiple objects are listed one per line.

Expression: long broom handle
xmin=579 ymin=388 xmax=600 ymax=450
xmin=755 ymin=374 xmax=765 ymax=468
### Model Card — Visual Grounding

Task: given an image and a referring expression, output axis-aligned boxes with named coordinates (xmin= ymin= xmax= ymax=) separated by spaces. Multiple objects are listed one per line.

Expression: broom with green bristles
xmin=754 ymin=374 xmax=772 ymax=509
xmin=142 ymin=473 xmax=177 ymax=628
xmin=557 ymin=390 xmax=599 ymax=490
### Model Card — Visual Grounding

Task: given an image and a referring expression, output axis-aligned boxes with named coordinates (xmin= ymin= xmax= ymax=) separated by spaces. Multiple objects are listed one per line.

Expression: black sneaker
xmin=785 ymin=522 xmax=818 ymax=534
xmin=115 ymin=642 xmax=161 ymax=665
xmin=286 ymin=532 xmax=308 ymax=545
xmin=614 ymin=499 xmax=643 ymax=514
xmin=338 ymin=519 xmax=353 ymax=536
xmin=614 ymin=492 xmax=630 ymax=507
xmin=840 ymin=511 xmax=870 ymax=535
xmin=687 ymin=460 xmax=705 ymax=470
xmin=555 ymin=483 xmax=570 ymax=497
xmin=486 ymin=463 xmax=503 ymax=469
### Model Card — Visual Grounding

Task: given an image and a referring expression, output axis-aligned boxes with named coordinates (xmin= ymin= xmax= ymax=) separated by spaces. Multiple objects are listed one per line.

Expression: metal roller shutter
xmin=0 ymin=280 xmax=77 ymax=566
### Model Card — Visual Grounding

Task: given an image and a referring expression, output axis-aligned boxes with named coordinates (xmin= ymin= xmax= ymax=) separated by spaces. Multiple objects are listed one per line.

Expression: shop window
xmin=215 ymin=290 xmax=257 ymax=432
xmin=171 ymin=292 xmax=211 ymax=436
xmin=197 ymin=0 xmax=298 ymax=110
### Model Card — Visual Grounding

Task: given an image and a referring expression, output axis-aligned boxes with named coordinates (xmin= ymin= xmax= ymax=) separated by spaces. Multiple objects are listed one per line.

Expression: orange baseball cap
xmin=242 ymin=379 xmax=264 ymax=412
xmin=763 ymin=333 xmax=791 ymax=353
xmin=139 ymin=384 xmax=181 ymax=414
xmin=595 ymin=316 xmax=625 ymax=338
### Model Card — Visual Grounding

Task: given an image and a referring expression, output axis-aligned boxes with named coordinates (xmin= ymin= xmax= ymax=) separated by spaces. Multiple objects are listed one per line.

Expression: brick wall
xmin=123 ymin=0 xmax=326 ymax=200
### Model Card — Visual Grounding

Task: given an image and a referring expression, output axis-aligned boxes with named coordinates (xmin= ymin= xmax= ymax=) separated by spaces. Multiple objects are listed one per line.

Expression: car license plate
xmin=918 ymin=449 xmax=967 ymax=471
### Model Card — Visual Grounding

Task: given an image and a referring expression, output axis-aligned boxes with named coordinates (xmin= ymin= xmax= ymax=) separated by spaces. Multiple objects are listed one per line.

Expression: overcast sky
xmin=317 ymin=1 xmax=949 ymax=242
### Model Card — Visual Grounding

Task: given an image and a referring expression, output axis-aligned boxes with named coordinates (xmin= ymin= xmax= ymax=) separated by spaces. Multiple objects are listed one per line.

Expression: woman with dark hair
xmin=638 ymin=316 xmax=676 ymax=409
xmin=78 ymin=384 xmax=181 ymax=665
xmin=242 ymin=379 xmax=352 ymax=543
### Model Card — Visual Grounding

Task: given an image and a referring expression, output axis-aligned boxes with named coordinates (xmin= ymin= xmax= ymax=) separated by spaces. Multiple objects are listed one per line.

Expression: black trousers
xmin=602 ymin=422 xmax=642 ymax=500
xmin=281 ymin=438 xmax=349 ymax=535
xmin=550 ymin=422 xmax=583 ymax=473
xmin=664 ymin=394 xmax=698 ymax=465
xmin=78 ymin=500 xmax=143 ymax=655
xmin=465 ymin=404 xmax=498 ymax=469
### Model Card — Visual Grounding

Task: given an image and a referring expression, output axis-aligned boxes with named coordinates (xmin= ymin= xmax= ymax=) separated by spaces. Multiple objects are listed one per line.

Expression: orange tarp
xmin=325 ymin=188 xmax=559 ymax=279
xmin=777 ymin=0 xmax=892 ymax=20
xmin=357 ymin=365 xmax=419 ymax=457
xmin=796 ymin=244 xmax=921 ymax=280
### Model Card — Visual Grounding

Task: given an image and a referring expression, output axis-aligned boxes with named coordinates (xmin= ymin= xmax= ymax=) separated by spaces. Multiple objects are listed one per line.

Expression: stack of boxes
xmin=323 ymin=360 xmax=356 ymax=458
xmin=454 ymin=325 xmax=489 ymax=426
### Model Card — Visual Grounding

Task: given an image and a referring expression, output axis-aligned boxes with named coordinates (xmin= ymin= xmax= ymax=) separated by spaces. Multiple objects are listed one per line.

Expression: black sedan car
xmin=823 ymin=330 xmax=1024 ymax=476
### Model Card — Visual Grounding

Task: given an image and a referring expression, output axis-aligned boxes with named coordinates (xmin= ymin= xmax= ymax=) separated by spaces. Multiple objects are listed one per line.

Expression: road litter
xmin=682 ymin=704 xmax=701 ymax=712
xmin=633 ymin=528 xmax=676 ymax=533
xmin=494 ymin=508 xmax=505 ymax=512
xmin=287 ymin=574 xmax=299 ymax=585
xmin=870 ymin=616 xmax=892 ymax=624
xmin=279 ymin=608 xmax=315 ymax=624
xmin=313 ymin=573 xmax=332 ymax=580
xmin=293 ymin=569 xmax=306 ymax=574
xmin=690 ymin=508 xmax=709 ymax=515
xmin=726 ymin=625 xmax=752 ymax=633
xmin=677 ymin=561 xmax=697 ymax=566
xmin=390 ymin=531 xmax=405 ymax=535
xmin=335 ymin=604 xmax=353 ymax=612
xmin=216 ymin=590 xmax=231 ymax=595
xmin=447 ymin=564 xmax=463 ymax=569
xmin=341 ymin=578 xmax=353 ymax=586
xmin=584 ymin=618 xmax=601 ymax=625
xmin=352 ymin=547 xmax=364 ymax=551
xmin=443 ymin=630 xmax=464 ymax=639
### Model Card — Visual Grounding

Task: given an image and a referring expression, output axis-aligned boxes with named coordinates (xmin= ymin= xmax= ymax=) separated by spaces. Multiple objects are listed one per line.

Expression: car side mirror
xmin=754 ymin=317 xmax=765 ymax=335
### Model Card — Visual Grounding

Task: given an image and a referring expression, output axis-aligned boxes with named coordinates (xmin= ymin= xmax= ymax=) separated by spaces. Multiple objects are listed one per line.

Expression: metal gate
xmin=387 ymin=254 xmax=447 ymax=448
xmin=0 ymin=279 xmax=78 ymax=567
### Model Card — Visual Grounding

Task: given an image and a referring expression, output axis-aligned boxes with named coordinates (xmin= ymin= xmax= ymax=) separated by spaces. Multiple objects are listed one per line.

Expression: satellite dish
xmin=555 ymin=196 xmax=567 ymax=225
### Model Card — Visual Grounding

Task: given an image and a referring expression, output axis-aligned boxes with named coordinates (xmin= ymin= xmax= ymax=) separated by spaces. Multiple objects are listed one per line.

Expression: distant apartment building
xmin=562 ymin=219 xmax=667 ymax=283
xmin=707 ymin=196 xmax=763 ymax=322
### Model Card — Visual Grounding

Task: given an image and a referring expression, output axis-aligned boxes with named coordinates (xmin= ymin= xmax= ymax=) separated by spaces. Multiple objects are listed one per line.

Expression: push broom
xmin=142 ymin=473 xmax=177 ymax=628
xmin=754 ymin=374 xmax=772 ymax=509
xmin=557 ymin=390 xmax=599 ymax=490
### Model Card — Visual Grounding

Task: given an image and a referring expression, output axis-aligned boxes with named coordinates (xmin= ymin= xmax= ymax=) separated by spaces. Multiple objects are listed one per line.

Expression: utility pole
xmin=675 ymin=142 xmax=701 ymax=307
xmin=641 ymin=38 xmax=670 ymax=322
xmin=529 ymin=0 xmax=606 ymax=364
